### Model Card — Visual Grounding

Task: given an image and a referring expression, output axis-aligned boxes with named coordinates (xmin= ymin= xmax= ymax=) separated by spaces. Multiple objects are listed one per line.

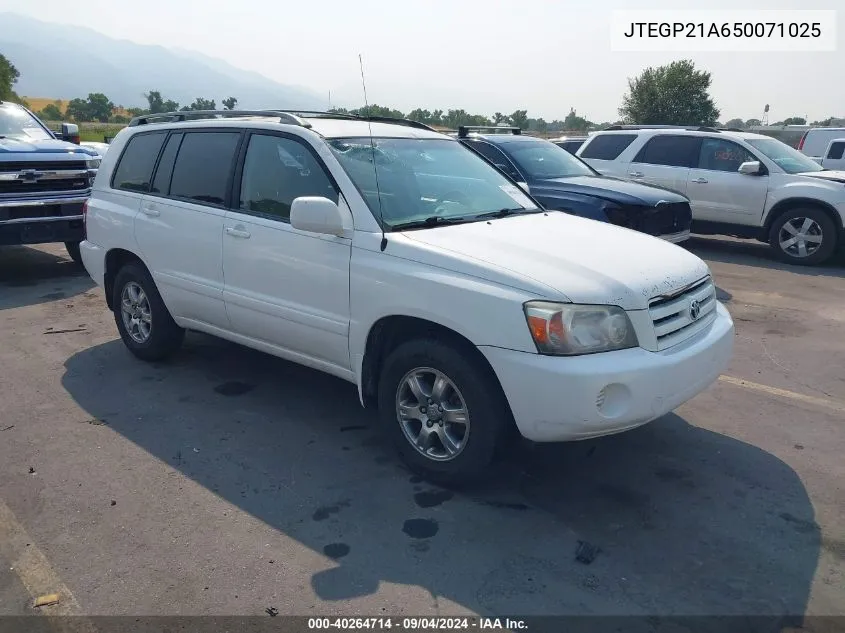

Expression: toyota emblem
xmin=689 ymin=299 xmax=702 ymax=321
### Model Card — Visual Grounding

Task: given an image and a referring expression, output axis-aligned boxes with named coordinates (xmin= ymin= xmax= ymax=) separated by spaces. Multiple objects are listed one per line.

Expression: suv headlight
xmin=524 ymin=301 xmax=638 ymax=355
xmin=86 ymin=157 xmax=101 ymax=169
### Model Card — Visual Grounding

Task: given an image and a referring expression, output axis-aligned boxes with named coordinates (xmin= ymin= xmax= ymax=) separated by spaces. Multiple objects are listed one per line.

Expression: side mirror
xmin=738 ymin=161 xmax=762 ymax=175
xmin=60 ymin=122 xmax=80 ymax=144
xmin=290 ymin=197 xmax=352 ymax=238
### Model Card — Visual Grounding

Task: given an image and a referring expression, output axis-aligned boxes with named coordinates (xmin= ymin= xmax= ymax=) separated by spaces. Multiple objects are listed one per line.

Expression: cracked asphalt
xmin=1 ymin=239 xmax=843 ymax=623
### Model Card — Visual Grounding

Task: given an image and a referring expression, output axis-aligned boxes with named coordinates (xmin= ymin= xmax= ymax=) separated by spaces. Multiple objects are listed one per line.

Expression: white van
xmin=798 ymin=128 xmax=845 ymax=161
xmin=818 ymin=138 xmax=845 ymax=171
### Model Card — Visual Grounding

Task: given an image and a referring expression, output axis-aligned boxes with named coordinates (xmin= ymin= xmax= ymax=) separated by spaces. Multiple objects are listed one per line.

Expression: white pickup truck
xmin=812 ymin=138 xmax=845 ymax=170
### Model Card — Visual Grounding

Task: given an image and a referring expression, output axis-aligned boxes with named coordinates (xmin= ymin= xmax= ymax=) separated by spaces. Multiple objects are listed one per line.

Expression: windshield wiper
xmin=390 ymin=216 xmax=472 ymax=231
xmin=474 ymin=207 xmax=539 ymax=219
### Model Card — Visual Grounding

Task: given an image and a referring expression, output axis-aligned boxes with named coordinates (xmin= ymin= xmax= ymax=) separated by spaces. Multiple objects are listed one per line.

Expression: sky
xmin=0 ymin=0 xmax=841 ymax=123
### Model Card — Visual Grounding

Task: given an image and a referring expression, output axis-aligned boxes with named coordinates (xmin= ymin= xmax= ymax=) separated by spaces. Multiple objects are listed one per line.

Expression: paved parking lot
xmin=1 ymin=239 xmax=844 ymax=621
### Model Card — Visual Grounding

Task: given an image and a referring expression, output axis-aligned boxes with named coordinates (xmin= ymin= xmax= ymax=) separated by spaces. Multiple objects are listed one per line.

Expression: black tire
xmin=768 ymin=207 xmax=838 ymax=266
xmin=112 ymin=261 xmax=184 ymax=362
xmin=65 ymin=241 xmax=82 ymax=266
xmin=377 ymin=338 xmax=511 ymax=486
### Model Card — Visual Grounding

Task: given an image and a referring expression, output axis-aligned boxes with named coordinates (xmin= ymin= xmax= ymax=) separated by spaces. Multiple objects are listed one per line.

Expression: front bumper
xmin=659 ymin=229 xmax=691 ymax=244
xmin=480 ymin=302 xmax=734 ymax=442
xmin=0 ymin=196 xmax=88 ymax=246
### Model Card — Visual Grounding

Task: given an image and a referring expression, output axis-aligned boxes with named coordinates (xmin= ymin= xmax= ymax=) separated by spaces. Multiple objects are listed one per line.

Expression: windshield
xmin=0 ymin=105 xmax=53 ymax=141
xmin=506 ymin=140 xmax=595 ymax=179
xmin=746 ymin=138 xmax=823 ymax=174
xmin=328 ymin=138 xmax=539 ymax=229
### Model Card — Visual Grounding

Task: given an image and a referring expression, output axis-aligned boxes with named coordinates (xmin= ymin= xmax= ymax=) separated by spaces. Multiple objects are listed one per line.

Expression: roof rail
xmin=128 ymin=110 xmax=312 ymax=128
xmin=604 ymin=124 xmax=723 ymax=133
xmin=457 ymin=125 xmax=521 ymax=138
xmin=357 ymin=116 xmax=437 ymax=131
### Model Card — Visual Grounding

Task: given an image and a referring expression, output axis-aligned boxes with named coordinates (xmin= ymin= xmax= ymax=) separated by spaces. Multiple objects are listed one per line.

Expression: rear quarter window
xmin=827 ymin=141 xmax=845 ymax=160
xmin=579 ymin=134 xmax=637 ymax=160
xmin=111 ymin=132 xmax=168 ymax=193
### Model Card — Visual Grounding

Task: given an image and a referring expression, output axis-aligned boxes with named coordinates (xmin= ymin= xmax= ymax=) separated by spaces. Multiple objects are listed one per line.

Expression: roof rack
xmin=457 ymin=125 xmax=521 ymax=138
xmin=357 ymin=116 xmax=437 ymax=131
xmin=128 ymin=110 xmax=313 ymax=128
xmin=604 ymin=124 xmax=722 ymax=133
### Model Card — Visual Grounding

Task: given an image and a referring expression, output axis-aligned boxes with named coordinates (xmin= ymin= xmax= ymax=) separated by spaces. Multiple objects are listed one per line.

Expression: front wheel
xmin=769 ymin=208 xmax=837 ymax=266
xmin=377 ymin=338 xmax=510 ymax=485
xmin=65 ymin=241 xmax=82 ymax=265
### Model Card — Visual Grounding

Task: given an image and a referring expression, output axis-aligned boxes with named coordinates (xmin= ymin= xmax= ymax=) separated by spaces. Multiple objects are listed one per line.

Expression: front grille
xmin=0 ymin=161 xmax=88 ymax=171
xmin=0 ymin=161 xmax=92 ymax=195
xmin=606 ymin=201 xmax=692 ymax=236
xmin=649 ymin=277 xmax=717 ymax=350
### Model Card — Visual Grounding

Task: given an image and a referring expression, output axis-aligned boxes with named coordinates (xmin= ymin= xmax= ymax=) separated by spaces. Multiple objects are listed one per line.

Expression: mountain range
xmin=0 ymin=12 xmax=326 ymax=110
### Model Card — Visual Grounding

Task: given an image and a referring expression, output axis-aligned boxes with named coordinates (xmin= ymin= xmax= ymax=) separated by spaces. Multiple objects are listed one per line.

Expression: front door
xmin=686 ymin=137 xmax=769 ymax=224
xmin=221 ymin=132 xmax=352 ymax=374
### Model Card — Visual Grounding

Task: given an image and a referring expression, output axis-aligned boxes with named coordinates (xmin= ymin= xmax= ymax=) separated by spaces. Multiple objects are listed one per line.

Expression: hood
xmin=0 ymin=137 xmax=98 ymax=157
xmin=799 ymin=170 xmax=845 ymax=184
xmin=531 ymin=175 xmax=689 ymax=206
xmin=400 ymin=212 xmax=710 ymax=310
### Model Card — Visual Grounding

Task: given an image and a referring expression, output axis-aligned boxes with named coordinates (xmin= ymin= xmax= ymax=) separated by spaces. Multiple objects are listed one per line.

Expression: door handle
xmin=225 ymin=226 xmax=251 ymax=239
xmin=628 ymin=171 xmax=644 ymax=178
xmin=691 ymin=177 xmax=709 ymax=184
xmin=140 ymin=203 xmax=160 ymax=217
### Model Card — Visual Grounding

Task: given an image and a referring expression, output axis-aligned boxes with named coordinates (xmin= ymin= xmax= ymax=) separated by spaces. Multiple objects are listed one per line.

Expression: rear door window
xmin=111 ymin=132 xmax=167 ymax=192
xmin=169 ymin=131 xmax=241 ymax=207
xmin=633 ymin=135 xmax=702 ymax=168
xmin=827 ymin=141 xmax=845 ymax=160
xmin=150 ymin=133 xmax=183 ymax=195
xmin=579 ymin=134 xmax=637 ymax=160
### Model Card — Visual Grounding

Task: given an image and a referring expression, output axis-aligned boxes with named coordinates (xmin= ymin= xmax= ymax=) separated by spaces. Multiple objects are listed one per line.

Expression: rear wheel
xmin=65 ymin=241 xmax=82 ymax=265
xmin=112 ymin=262 xmax=184 ymax=361
xmin=769 ymin=207 xmax=837 ymax=266
xmin=377 ymin=338 xmax=510 ymax=486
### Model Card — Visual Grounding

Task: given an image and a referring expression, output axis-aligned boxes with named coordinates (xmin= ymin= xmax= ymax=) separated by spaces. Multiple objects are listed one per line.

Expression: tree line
xmin=2 ymin=52 xmax=843 ymax=131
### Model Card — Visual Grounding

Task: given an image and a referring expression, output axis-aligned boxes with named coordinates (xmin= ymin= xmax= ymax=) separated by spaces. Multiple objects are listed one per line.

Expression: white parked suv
xmin=80 ymin=110 xmax=734 ymax=482
xmin=577 ymin=126 xmax=845 ymax=265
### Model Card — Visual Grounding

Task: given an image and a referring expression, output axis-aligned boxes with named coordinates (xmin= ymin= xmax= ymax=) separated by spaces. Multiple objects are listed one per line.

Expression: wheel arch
xmin=359 ymin=315 xmax=510 ymax=415
xmin=103 ymin=248 xmax=149 ymax=311
xmin=763 ymin=198 xmax=843 ymax=234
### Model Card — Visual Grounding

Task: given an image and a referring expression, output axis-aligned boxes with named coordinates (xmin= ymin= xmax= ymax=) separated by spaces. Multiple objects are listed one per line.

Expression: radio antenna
xmin=359 ymin=54 xmax=387 ymax=251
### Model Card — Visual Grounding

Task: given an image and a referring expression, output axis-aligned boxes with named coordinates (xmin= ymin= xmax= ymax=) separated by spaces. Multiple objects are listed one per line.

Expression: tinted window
xmin=463 ymin=140 xmax=520 ymax=178
xmin=111 ymin=132 xmax=167 ymax=193
xmin=555 ymin=140 xmax=585 ymax=154
xmin=151 ymin=133 xmax=183 ymax=195
xmin=697 ymin=138 xmax=755 ymax=172
xmin=579 ymin=134 xmax=637 ymax=160
xmin=634 ymin=135 xmax=701 ymax=168
xmin=170 ymin=132 xmax=240 ymax=206
xmin=238 ymin=134 xmax=338 ymax=221
xmin=507 ymin=140 xmax=594 ymax=179
xmin=828 ymin=141 xmax=845 ymax=160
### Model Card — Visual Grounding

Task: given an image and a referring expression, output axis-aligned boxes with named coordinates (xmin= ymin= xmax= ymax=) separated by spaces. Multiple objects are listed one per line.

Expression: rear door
xmin=627 ymin=135 xmax=701 ymax=196
xmin=134 ymin=129 xmax=242 ymax=329
xmin=686 ymin=136 xmax=769 ymax=224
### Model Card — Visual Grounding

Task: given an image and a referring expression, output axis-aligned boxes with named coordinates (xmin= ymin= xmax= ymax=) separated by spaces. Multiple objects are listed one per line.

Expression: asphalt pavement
xmin=0 ymin=239 xmax=843 ymax=625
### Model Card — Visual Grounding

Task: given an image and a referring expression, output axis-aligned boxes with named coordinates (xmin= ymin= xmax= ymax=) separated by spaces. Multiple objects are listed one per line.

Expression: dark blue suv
xmin=457 ymin=126 xmax=692 ymax=243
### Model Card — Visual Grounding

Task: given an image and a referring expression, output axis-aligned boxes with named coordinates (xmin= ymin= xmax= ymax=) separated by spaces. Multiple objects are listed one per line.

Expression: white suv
xmin=577 ymin=126 xmax=845 ymax=265
xmin=80 ymin=110 xmax=734 ymax=483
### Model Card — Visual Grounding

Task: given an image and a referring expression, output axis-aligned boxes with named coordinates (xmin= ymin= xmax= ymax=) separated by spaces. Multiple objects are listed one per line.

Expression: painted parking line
xmin=0 ymin=499 xmax=97 ymax=632
xmin=719 ymin=375 xmax=845 ymax=415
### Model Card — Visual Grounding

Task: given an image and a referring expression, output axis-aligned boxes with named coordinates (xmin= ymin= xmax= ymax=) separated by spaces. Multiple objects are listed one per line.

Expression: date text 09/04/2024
xmin=307 ymin=618 xmax=528 ymax=630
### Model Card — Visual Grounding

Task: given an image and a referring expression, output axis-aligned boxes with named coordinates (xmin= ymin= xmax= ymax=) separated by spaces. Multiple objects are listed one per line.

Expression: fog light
xmin=595 ymin=383 xmax=631 ymax=419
